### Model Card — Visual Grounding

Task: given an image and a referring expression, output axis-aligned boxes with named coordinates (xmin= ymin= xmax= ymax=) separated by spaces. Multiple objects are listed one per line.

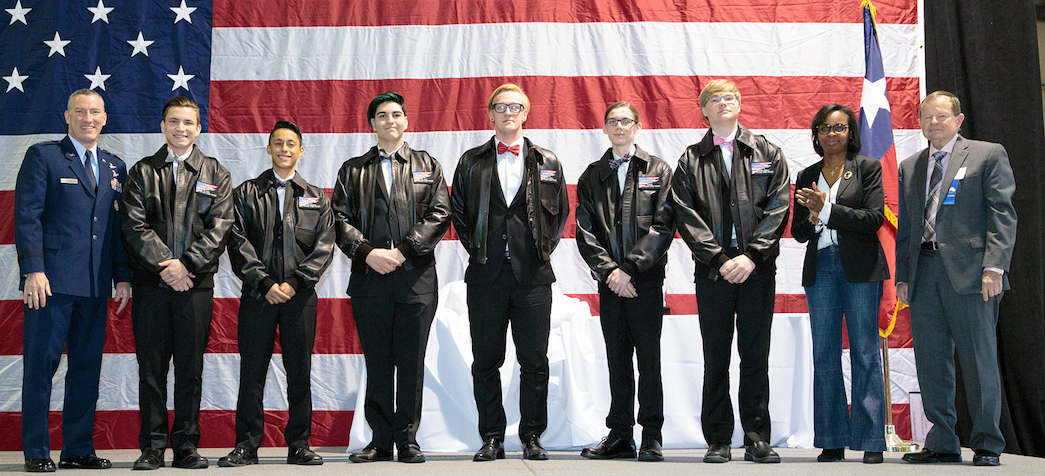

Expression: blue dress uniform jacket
xmin=15 ymin=136 xmax=132 ymax=294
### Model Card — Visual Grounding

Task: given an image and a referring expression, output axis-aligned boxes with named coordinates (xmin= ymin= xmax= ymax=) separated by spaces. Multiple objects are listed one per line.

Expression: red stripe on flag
xmin=0 ymin=410 xmax=354 ymax=451
xmin=1 ymin=293 xmax=915 ymax=355
xmin=214 ymin=0 xmax=917 ymax=27
xmin=0 ymin=191 xmax=13 ymax=245
xmin=0 ymin=298 xmax=362 ymax=355
xmin=209 ymin=76 xmax=922 ymax=134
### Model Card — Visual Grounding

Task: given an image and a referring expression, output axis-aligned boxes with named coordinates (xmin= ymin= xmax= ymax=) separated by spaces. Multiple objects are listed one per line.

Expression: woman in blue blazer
xmin=792 ymin=104 xmax=890 ymax=464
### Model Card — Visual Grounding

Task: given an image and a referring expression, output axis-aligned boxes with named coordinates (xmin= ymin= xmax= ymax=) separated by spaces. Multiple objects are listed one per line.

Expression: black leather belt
xmin=921 ymin=241 xmax=938 ymax=250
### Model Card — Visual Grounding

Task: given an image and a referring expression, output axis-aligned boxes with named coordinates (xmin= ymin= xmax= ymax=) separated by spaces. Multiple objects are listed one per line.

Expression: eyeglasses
xmin=817 ymin=123 xmax=849 ymax=134
xmin=492 ymin=103 xmax=524 ymax=114
xmin=604 ymin=118 xmax=636 ymax=127
xmin=706 ymin=94 xmax=737 ymax=106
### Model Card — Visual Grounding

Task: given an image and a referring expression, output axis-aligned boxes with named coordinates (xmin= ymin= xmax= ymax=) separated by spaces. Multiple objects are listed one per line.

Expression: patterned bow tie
xmin=609 ymin=154 xmax=631 ymax=170
xmin=713 ymin=135 xmax=733 ymax=152
xmin=497 ymin=142 xmax=520 ymax=156
xmin=272 ymin=177 xmax=286 ymax=189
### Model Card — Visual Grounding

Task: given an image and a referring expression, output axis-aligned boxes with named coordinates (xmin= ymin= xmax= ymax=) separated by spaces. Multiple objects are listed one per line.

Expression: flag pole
xmin=881 ymin=335 xmax=919 ymax=452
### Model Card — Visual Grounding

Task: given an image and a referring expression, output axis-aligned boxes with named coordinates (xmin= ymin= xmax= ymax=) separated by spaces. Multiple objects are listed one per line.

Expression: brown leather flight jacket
xmin=450 ymin=138 xmax=569 ymax=265
xmin=227 ymin=169 xmax=335 ymax=299
xmin=122 ymin=145 xmax=233 ymax=288
xmin=331 ymin=143 xmax=451 ymax=274
xmin=575 ymin=145 xmax=676 ymax=283
xmin=671 ymin=125 xmax=791 ymax=280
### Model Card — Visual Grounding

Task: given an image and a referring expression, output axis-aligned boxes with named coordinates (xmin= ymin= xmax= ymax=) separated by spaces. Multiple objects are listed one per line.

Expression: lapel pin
xmin=843 ymin=171 xmax=853 ymax=180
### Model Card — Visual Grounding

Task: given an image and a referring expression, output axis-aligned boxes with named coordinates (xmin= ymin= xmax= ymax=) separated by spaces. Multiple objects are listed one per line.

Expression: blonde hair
xmin=698 ymin=79 xmax=741 ymax=110
xmin=487 ymin=83 xmax=530 ymax=111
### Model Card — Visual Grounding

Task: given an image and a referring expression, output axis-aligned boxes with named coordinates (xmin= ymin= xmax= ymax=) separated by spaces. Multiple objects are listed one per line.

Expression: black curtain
xmin=924 ymin=0 xmax=1045 ymax=457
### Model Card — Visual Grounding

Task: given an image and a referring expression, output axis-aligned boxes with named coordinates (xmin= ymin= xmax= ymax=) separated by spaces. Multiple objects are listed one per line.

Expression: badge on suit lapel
xmin=114 ymin=200 xmax=119 ymax=211
xmin=110 ymin=177 xmax=122 ymax=193
xmin=943 ymin=167 xmax=966 ymax=205
xmin=843 ymin=171 xmax=853 ymax=180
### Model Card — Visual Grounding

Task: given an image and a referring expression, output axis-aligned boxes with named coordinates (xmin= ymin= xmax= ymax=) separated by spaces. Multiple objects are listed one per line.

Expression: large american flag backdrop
xmin=0 ymin=0 xmax=926 ymax=450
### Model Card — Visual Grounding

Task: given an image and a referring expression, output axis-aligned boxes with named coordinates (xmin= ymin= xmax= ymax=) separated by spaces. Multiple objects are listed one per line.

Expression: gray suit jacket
xmin=896 ymin=135 xmax=1017 ymax=298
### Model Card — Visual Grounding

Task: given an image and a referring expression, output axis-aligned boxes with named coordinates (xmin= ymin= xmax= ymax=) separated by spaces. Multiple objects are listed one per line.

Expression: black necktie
xmin=84 ymin=150 xmax=97 ymax=190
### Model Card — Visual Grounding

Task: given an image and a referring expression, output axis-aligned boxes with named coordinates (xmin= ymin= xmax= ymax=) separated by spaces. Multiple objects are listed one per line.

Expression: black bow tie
xmin=272 ymin=177 xmax=286 ymax=189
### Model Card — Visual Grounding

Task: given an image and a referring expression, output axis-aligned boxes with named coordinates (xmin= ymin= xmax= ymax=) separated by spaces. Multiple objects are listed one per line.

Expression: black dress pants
xmin=467 ymin=263 xmax=552 ymax=442
xmin=132 ymin=285 xmax=213 ymax=453
xmin=351 ymin=267 xmax=437 ymax=450
xmin=234 ymin=289 xmax=317 ymax=450
xmin=598 ymin=279 xmax=664 ymax=443
xmin=694 ymin=271 xmax=775 ymax=446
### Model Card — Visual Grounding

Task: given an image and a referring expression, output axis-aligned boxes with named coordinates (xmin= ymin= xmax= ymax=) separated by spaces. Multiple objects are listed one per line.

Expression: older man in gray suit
xmin=895 ymin=90 xmax=1016 ymax=467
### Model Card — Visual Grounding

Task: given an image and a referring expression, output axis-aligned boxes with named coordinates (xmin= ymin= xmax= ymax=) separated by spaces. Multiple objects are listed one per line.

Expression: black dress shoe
xmin=24 ymin=459 xmax=55 ymax=473
xmin=172 ymin=449 xmax=209 ymax=469
xmin=472 ymin=437 xmax=505 ymax=462
xmin=703 ymin=443 xmax=731 ymax=463
xmin=973 ymin=449 xmax=1001 ymax=466
xmin=522 ymin=435 xmax=549 ymax=460
xmin=59 ymin=454 xmax=112 ymax=469
xmin=817 ymin=448 xmax=845 ymax=462
xmin=863 ymin=451 xmax=884 ymax=464
xmin=349 ymin=445 xmax=393 ymax=463
xmin=287 ymin=446 xmax=324 ymax=465
xmin=637 ymin=440 xmax=663 ymax=462
xmin=745 ymin=441 xmax=781 ymax=463
xmin=217 ymin=447 xmax=258 ymax=467
xmin=580 ymin=434 xmax=636 ymax=459
xmin=902 ymin=448 xmax=962 ymax=464
xmin=132 ymin=449 xmax=165 ymax=470
xmin=398 ymin=444 xmax=426 ymax=463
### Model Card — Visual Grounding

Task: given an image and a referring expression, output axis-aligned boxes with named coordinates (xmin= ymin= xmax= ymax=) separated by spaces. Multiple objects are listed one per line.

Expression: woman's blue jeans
xmin=805 ymin=246 xmax=887 ymax=451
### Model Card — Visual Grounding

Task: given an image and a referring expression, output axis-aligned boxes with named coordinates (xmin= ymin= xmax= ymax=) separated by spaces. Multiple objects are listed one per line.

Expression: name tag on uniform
xmin=942 ymin=167 xmax=965 ymax=205
xmin=637 ymin=176 xmax=661 ymax=189
xmin=412 ymin=171 xmax=434 ymax=184
xmin=298 ymin=196 xmax=321 ymax=209
xmin=61 ymin=177 xmax=78 ymax=184
xmin=195 ymin=181 xmax=217 ymax=197
xmin=539 ymin=169 xmax=558 ymax=183
xmin=751 ymin=162 xmax=773 ymax=175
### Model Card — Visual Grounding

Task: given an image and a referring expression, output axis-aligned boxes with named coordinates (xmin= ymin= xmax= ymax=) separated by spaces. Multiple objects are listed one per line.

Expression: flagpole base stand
xmin=884 ymin=425 xmax=920 ymax=452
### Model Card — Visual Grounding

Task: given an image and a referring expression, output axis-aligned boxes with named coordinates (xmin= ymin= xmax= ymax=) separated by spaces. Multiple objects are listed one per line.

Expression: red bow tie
xmin=497 ymin=142 xmax=520 ymax=156
xmin=713 ymin=135 xmax=733 ymax=152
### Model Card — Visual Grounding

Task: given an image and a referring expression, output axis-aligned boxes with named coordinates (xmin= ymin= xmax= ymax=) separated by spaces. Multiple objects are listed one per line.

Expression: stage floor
xmin=2 ymin=447 xmax=1042 ymax=474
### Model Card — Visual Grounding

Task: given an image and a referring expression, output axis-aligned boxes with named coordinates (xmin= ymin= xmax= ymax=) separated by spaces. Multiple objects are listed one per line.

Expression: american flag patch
xmin=195 ymin=181 xmax=217 ymax=197
xmin=412 ymin=171 xmax=434 ymax=183
xmin=539 ymin=169 xmax=558 ymax=183
xmin=750 ymin=162 xmax=774 ymax=175
xmin=637 ymin=176 xmax=661 ymax=189
xmin=298 ymin=196 xmax=321 ymax=209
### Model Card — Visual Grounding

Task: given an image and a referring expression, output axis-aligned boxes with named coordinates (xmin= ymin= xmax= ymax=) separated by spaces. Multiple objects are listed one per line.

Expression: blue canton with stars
xmin=1 ymin=0 xmax=212 ymax=134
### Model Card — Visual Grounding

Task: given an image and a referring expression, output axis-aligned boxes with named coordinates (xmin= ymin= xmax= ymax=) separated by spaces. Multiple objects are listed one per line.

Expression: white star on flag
xmin=6 ymin=0 xmax=31 ymax=25
xmin=860 ymin=77 xmax=891 ymax=129
xmin=167 ymin=66 xmax=194 ymax=91
xmin=171 ymin=0 xmax=196 ymax=24
xmin=4 ymin=67 xmax=28 ymax=92
xmin=128 ymin=32 xmax=155 ymax=57
xmin=87 ymin=0 xmax=114 ymax=24
xmin=44 ymin=31 xmax=71 ymax=57
xmin=85 ymin=66 xmax=111 ymax=90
